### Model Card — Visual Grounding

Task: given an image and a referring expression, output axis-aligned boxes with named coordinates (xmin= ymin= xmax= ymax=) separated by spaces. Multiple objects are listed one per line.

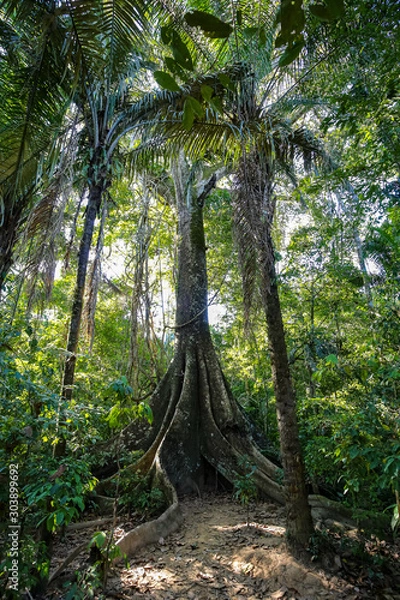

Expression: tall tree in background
xmin=56 ymin=0 xmax=174 ymax=448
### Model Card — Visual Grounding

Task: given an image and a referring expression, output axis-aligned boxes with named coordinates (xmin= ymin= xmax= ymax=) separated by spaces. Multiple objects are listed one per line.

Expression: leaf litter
xmin=48 ymin=493 xmax=400 ymax=600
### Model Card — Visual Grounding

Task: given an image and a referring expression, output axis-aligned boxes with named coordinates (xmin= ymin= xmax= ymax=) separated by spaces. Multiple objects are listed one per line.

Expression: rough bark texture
xmin=108 ymin=159 xmax=285 ymax=559
xmin=57 ymin=148 xmax=109 ymax=456
xmin=234 ymin=153 xmax=314 ymax=548
xmin=259 ymin=229 xmax=314 ymax=547
xmin=61 ymin=184 xmax=103 ymax=404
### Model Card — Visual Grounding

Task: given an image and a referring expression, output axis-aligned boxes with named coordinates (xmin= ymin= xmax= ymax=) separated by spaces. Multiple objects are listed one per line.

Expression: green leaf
xmin=188 ymin=95 xmax=204 ymax=117
xmin=200 ymin=84 xmax=214 ymax=102
xmin=74 ymin=496 xmax=85 ymax=511
xmin=183 ymin=96 xmax=204 ymax=130
xmin=91 ymin=531 xmax=107 ymax=549
xmin=309 ymin=3 xmax=333 ymax=21
xmin=259 ymin=27 xmax=267 ymax=48
xmin=170 ymin=31 xmax=194 ymax=71
xmin=138 ymin=402 xmax=153 ymax=425
xmin=348 ymin=446 xmax=360 ymax=459
xmin=183 ymin=98 xmax=195 ymax=130
xmin=325 ymin=0 xmax=345 ymax=18
xmin=184 ymin=11 xmax=233 ymax=38
xmin=55 ymin=510 xmax=65 ymax=526
xmin=154 ymin=71 xmax=180 ymax=92
xmin=325 ymin=354 xmax=339 ymax=365
xmin=160 ymin=25 xmax=173 ymax=45
xmin=244 ymin=26 xmax=259 ymax=36
xmin=209 ymin=96 xmax=223 ymax=114
xmin=236 ymin=9 xmax=242 ymax=26
xmin=278 ymin=38 xmax=305 ymax=66
xmin=279 ymin=0 xmax=305 ymax=45
xmin=218 ymin=73 xmax=235 ymax=92
xmin=165 ymin=57 xmax=186 ymax=78
xmin=46 ymin=514 xmax=56 ymax=532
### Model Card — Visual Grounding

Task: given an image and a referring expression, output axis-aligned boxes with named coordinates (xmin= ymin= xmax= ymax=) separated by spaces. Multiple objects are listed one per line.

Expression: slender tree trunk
xmin=235 ymin=153 xmax=313 ymax=549
xmin=57 ymin=150 xmax=109 ymax=455
xmin=259 ymin=225 xmax=314 ymax=547
xmin=0 ymin=233 xmax=15 ymax=292
xmin=61 ymin=184 xmax=103 ymax=402
xmin=83 ymin=195 xmax=108 ymax=352
xmin=127 ymin=186 xmax=150 ymax=390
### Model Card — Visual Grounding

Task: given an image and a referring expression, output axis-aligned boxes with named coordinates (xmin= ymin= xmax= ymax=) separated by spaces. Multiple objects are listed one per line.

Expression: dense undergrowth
xmin=1 ymin=280 xmax=399 ymax=596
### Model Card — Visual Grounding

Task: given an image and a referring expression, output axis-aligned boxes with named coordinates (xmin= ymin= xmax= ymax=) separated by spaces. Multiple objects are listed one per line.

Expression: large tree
xmin=110 ymin=153 xmax=285 ymax=558
xmin=145 ymin=0 xmax=321 ymax=545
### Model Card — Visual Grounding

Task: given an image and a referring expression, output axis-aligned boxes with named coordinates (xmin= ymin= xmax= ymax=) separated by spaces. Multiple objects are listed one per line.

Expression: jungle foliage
xmin=0 ymin=0 xmax=399 ymax=596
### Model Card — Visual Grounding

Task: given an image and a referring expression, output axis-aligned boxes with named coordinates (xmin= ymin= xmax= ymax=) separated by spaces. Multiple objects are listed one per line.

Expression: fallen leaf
xmin=271 ymin=586 xmax=289 ymax=599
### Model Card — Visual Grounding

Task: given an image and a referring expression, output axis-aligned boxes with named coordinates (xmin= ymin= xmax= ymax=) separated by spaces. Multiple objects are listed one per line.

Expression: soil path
xmin=103 ymin=495 xmax=361 ymax=600
xmin=50 ymin=493 xmax=400 ymax=599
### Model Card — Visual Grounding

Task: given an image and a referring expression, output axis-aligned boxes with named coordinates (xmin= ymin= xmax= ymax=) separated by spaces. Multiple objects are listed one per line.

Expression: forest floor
xmin=47 ymin=493 xmax=400 ymax=600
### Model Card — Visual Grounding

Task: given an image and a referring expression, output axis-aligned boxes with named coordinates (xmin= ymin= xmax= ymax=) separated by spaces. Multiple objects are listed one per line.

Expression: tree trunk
xmin=0 ymin=202 xmax=22 ymax=294
xmin=61 ymin=184 xmax=103 ymax=401
xmin=234 ymin=153 xmax=314 ymax=549
xmin=127 ymin=185 xmax=151 ymax=390
xmin=259 ymin=226 xmax=314 ymax=548
xmin=57 ymin=150 xmax=109 ymax=455
xmin=83 ymin=195 xmax=108 ymax=352
xmin=103 ymin=159 xmax=284 ymax=559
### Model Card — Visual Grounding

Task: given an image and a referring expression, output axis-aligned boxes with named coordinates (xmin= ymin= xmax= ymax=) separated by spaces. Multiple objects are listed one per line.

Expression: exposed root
xmin=198 ymin=348 xmax=285 ymax=505
xmin=48 ymin=541 xmax=89 ymax=584
xmin=91 ymin=338 xmax=357 ymax=562
xmin=308 ymin=494 xmax=357 ymax=528
xmin=115 ymin=455 xmax=183 ymax=560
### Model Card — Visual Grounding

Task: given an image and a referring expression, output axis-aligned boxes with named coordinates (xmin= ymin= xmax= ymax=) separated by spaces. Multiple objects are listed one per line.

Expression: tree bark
xmin=57 ymin=149 xmax=109 ymax=455
xmin=61 ymin=183 xmax=103 ymax=402
xmin=101 ymin=159 xmax=285 ymax=560
xmin=83 ymin=195 xmax=108 ymax=352
xmin=234 ymin=153 xmax=314 ymax=549
xmin=259 ymin=227 xmax=314 ymax=547
xmin=127 ymin=184 xmax=151 ymax=390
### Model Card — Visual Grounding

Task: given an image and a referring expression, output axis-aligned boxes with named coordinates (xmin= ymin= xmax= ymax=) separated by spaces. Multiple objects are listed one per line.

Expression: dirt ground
xmin=48 ymin=493 xmax=400 ymax=600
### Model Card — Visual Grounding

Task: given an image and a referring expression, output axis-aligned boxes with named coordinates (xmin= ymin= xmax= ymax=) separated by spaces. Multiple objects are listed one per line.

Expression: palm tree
xmin=0 ymin=1 xmax=75 ymax=291
xmin=0 ymin=1 xmax=178 ymax=590
xmin=56 ymin=1 xmax=179 ymax=452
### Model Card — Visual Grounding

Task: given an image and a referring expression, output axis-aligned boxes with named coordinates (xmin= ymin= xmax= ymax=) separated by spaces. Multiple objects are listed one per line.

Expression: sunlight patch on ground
xmin=212 ymin=522 xmax=285 ymax=536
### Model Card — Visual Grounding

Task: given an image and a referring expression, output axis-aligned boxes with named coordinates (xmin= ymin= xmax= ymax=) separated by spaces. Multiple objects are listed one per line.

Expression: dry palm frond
xmin=64 ymin=188 xmax=85 ymax=271
xmin=21 ymin=117 xmax=80 ymax=308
